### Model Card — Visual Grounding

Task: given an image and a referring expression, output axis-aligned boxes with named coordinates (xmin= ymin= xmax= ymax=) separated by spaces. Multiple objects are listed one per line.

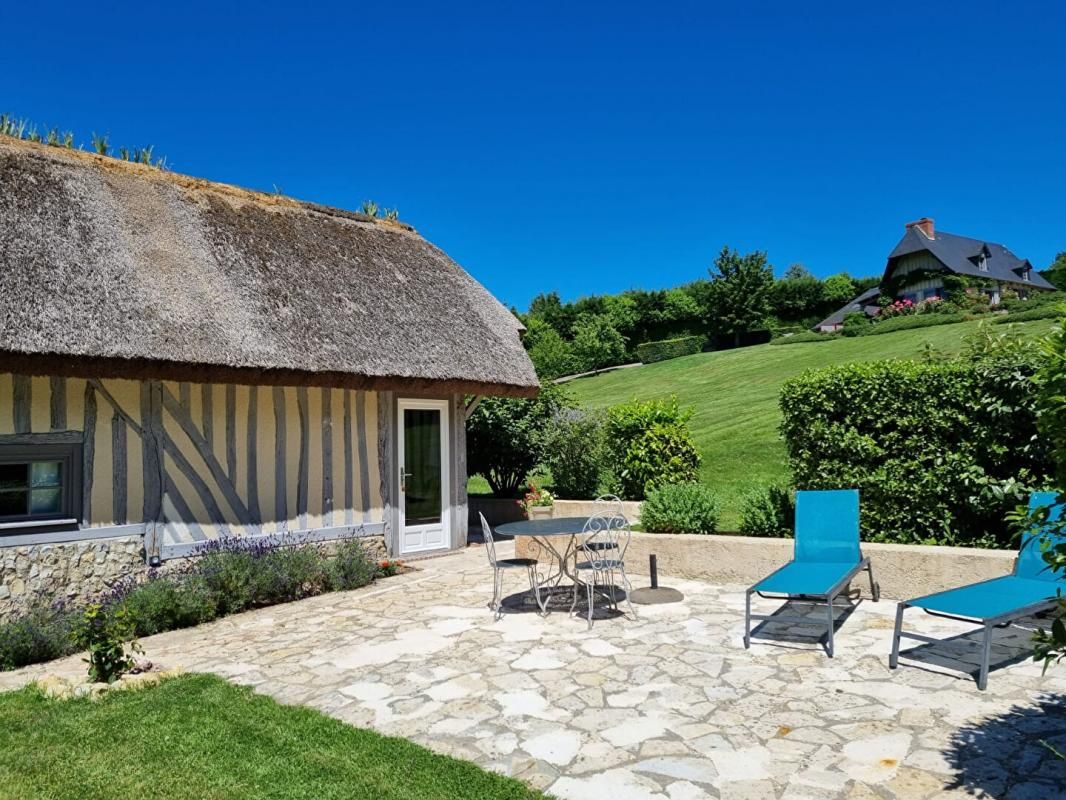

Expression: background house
xmin=884 ymin=217 xmax=1053 ymax=305
xmin=0 ymin=137 xmax=537 ymax=617
xmin=815 ymin=217 xmax=1054 ymax=331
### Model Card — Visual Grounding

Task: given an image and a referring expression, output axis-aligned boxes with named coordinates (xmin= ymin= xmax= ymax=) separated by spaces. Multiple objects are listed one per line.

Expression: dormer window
xmin=1022 ymin=268 xmax=1031 ymax=282
xmin=978 ymin=254 xmax=989 ymax=272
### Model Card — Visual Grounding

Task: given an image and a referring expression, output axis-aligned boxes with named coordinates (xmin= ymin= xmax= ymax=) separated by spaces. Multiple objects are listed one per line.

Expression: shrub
xmin=996 ymin=305 xmax=1064 ymax=324
xmin=636 ymin=335 xmax=705 ymax=364
xmin=863 ymin=312 xmax=967 ymax=336
xmin=73 ymin=603 xmax=141 ymax=683
xmin=603 ymin=397 xmax=701 ymax=499
xmin=1001 ymin=290 xmax=1066 ymax=313
xmin=739 ymin=485 xmax=795 ymax=537
xmin=780 ymin=343 xmax=1052 ymax=547
xmin=467 ymin=384 xmax=571 ymax=496
xmin=641 ymin=483 xmax=720 ymax=534
xmin=841 ymin=312 xmax=870 ymax=337
xmin=121 ymin=574 xmax=217 ymax=636
xmin=249 ymin=545 xmax=330 ymax=605
xmin=327 ymin=539 xmax=377 ymax=591
xmin=0 ymin=605 xmax=78 ymax=670
xmin=542 ymin=409 xmax=605 ymax=498
xmin=770 ymin=330 xmax=837 ymax=345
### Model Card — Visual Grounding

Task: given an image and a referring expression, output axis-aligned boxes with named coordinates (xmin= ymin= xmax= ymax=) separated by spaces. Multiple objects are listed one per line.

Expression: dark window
xmin=0 ymin=444 xmax=81 ymax=526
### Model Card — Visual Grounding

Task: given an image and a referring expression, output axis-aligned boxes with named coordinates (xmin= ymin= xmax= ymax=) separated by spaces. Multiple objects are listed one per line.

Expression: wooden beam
xmin=356 ymin=390 xmax=372 ymax=523
xmin=464 ymin=395 xmax=483 ymax=420
xmin=49 ymin=377 xmax=67 ymax=431
xmin=81 ymin=382 xmax=96 ymax=526
xmin=12 ymin=375 xmax=30 ymax=433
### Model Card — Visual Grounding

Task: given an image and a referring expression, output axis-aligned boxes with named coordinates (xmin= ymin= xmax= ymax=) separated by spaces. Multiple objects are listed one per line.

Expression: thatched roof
xmin=0 ymin=137 xmax=538 ymax=396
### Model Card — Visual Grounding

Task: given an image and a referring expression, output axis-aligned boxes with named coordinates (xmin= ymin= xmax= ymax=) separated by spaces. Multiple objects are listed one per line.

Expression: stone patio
xmin=4 ymin=542 xmax=1066 ymax=799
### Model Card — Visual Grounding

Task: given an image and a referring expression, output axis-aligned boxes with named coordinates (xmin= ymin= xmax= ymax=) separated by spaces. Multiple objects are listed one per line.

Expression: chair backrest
xmin=794 ymin=489 xmax=861 ymax=564
xmin=580 ymin=512 xmax=630 ymax=568
xmin=1015 ymin=491 xmax=1066 ymax=582
xmin=595 ymin=494 xmax=625 ymax=517
xmin=478 ymin=512 xmax=498 ymax=568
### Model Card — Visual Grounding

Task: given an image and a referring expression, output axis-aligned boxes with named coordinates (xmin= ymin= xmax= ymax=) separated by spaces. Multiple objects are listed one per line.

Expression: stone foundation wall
xmin=0 ymin=535 xmax=145 ymax=620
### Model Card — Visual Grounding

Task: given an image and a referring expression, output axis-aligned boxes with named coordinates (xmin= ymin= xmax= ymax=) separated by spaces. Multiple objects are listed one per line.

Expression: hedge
xmin=780 ymin=349 xmax=1052 ymax=547
xmin=995 ymin=305 xmax=1064 ymax=324
xmin=636 ymin=335 xmax=705 ymax=364
xmin=770 ymin=331 xmax=837 ymax=345
xmin=860 ymin=312 xmax=968 ymax=336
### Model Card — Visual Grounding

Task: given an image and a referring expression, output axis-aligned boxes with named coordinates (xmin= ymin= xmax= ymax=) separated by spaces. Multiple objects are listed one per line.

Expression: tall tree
xmin=704 ymin=247 xmax=774 ymax=347
xmin=823 ymin=272 xmax=859 ymax=305
xmin=783 ymin=263 xmax=813 ymax=281
xmin=1042 ymin=251 xmax=1066 ymax=291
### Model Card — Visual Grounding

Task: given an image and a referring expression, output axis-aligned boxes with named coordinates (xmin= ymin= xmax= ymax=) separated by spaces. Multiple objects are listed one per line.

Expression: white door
xmin=398 ymin=399 xmax=451 ymax=554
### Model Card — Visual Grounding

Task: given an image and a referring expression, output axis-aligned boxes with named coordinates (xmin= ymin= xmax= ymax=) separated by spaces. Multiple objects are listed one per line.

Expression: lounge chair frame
xmin=889 ymin=589 xmax=1058 ymax=691
xmin=744 ymin=557 xmax=877 ymax=657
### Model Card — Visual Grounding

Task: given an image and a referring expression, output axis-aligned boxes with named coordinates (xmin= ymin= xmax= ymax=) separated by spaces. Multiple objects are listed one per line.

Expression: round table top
xmin=495 ymin=516 xmax=591 ymax=537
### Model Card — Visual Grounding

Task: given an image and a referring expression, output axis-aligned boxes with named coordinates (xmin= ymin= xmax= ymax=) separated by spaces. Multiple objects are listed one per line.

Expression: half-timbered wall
xmin=0 ymin=374 xmax=386 ymax=559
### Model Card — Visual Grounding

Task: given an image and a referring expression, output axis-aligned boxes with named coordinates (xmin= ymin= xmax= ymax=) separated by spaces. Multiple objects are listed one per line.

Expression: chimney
xmin=905 ymin=217 xmax=935 ymax=239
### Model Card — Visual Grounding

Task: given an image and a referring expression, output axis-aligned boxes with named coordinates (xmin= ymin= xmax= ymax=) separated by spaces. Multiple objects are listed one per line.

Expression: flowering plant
xmin=518 ymin=481 xmax=554 ymax=515
xmin=879 ymin=298 xmax=916 ymax=318
xmin=377 ymin=559 xmax=404 ymax=577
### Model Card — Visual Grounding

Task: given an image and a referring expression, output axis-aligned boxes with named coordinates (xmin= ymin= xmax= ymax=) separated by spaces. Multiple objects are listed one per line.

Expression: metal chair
xmin=584 ymin=495 xmax=625 ymax=554
xmin=479 ymin=512 xmax=543 ymax=620
xmin=571 ymin=512 xmax=636 ymax=629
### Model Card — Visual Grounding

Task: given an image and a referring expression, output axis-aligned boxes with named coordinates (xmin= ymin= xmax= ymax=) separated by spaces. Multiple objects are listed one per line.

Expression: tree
xmin=704 ymin=247 xmax=774 ymax=347
xmin=1042 ymin=251 xmax=1066 ymax=291
xmin=524 ymin=318 xmax=580 ymax=380
xmin=770 ymin=276 xmax=826 ymax=323
xmin=571 ymin=313 xmax=627 ymax=371
xmin=783 ymin=263 xmax=813 ymax=281
xmin=467 ymin=385 xmax=570 ymax=496
xmin=823 ymin=272 xmax=859 ymax=305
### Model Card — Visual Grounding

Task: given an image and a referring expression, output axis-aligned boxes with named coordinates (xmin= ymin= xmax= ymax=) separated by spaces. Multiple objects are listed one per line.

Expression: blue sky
xmin=2 ymin=1 xmax=1063 ymax=310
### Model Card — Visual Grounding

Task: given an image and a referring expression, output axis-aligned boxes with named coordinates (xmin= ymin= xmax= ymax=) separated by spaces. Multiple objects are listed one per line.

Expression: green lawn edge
xmin=0 ymin=673 xmax=550 ymax=800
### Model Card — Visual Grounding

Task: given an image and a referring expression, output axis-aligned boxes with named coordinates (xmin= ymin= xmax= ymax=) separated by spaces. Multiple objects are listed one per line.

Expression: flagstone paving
xmin=5 ymin=543 xmax=1066 ymax=799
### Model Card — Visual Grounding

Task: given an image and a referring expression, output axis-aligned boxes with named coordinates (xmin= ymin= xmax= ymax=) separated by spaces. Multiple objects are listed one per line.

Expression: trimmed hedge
xmin=636 ymin=335 xmax=705 ymax=364
xmin=770 ymin=331 xmax=837 ymax=345
xmin=780 ymin=349 xmax=1052 ymax=547
xmin=603 ymin=397 xmax=701 ymax=499
xmin=996 ymin=305 xmax=1064 ymax=324
xmin=860 ymin=312 xmax=968 ymax=336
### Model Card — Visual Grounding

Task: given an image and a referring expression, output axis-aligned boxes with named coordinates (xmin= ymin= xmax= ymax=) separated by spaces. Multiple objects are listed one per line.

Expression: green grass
xmin=0 ymin=674 xmax=548 ymax=800
xmin=565 ymin=318 xmax=1056 ymax=529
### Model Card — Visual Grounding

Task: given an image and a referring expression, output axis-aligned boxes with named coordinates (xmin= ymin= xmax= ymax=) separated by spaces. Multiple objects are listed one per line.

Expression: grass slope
xmin=0 ymin=674 xmax=547 ymax=800
xmin=566 ymin=318 xmax=1055 ymax=529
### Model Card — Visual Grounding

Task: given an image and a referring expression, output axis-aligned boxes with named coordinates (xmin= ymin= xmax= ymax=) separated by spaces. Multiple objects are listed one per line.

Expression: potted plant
xmin=518 ymin=482 xmax=554 ymax=520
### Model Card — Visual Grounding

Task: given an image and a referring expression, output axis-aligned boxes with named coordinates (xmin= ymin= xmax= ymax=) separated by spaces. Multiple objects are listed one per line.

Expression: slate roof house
xmin=816 ymin=218 xmax=1053 ymax=331
xmin=0 ymin=136 xmax=537 ymax=617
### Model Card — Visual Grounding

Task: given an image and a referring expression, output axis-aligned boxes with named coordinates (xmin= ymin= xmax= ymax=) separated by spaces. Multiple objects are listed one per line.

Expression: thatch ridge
xmin=0 ymin=137 xmax=538 ymax=396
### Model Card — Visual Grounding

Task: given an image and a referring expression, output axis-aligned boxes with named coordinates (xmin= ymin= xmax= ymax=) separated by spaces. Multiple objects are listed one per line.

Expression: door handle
xmin=400 ymin=469 xmax=413 ymax=492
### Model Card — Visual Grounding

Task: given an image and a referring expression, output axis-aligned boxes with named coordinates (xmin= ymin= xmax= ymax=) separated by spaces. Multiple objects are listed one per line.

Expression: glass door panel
xmin=403 ymin=408 xmax=442 ymax=526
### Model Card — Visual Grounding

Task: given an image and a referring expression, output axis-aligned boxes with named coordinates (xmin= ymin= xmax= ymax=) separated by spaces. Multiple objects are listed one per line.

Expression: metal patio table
xmin=495 ymin=516 xmax=592 ymax=612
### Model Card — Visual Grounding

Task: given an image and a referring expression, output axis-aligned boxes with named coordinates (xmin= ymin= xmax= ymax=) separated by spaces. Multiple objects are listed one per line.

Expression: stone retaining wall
xmin=0 ymin=535 xmax=145 ymax=620
xmin=516 ymin=531 xmax=1017 ymax=601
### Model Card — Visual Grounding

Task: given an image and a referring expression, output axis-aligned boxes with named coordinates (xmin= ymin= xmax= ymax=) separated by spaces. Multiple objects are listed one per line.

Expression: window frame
xmin=0 ymin=443 xmax=82 ymax=530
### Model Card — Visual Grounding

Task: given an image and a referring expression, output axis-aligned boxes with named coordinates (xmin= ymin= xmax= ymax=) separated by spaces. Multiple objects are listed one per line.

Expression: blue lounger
xmin=890 ymin=491 xmax=1066 ymax=690
xmin=744 ymin=489 xmax=878 ymax=657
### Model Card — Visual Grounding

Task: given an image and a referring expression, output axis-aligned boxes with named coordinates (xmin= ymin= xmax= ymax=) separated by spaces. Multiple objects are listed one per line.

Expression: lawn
xmin=565 ymin=318 xmax=1056 ymax=529
xmin=0 ymin=674 xmax=548 ymax=800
